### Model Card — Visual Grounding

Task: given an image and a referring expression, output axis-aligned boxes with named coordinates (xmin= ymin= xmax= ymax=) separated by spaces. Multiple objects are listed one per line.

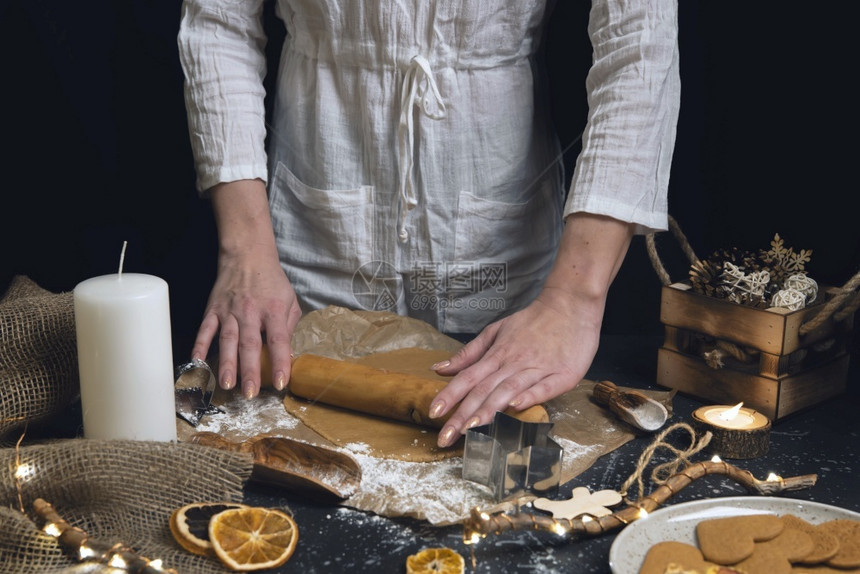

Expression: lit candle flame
xmin=718 ymin=402 xmax=744 ymax=422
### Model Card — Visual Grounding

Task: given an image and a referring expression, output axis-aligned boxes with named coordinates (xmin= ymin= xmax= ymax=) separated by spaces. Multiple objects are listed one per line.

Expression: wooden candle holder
xmin=691 ymin=405 xmax=771 ymax=459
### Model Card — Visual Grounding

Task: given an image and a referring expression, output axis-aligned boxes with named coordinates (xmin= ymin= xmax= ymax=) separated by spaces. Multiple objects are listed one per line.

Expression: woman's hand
xmin=429 ymin=213 xmax=634 ymax=447
xmin=192 ymin=179 xmax=302 ymax=399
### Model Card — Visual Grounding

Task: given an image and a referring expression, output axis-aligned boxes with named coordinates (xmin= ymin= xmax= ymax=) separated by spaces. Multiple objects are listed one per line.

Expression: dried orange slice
xmin=170 ymin=502 xmax=248 ymax=556
xmin=406 ymin=547 xmax=465 ymax=574
xmin=209 ymin=506 xmax=298 ymax=571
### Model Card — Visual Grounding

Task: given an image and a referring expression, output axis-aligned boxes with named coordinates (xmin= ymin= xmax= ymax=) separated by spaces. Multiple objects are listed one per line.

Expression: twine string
xmin=799 ymin=269 xmax=860 ymax=336
xmin=619 ymin=422 xmax=712 ymax=504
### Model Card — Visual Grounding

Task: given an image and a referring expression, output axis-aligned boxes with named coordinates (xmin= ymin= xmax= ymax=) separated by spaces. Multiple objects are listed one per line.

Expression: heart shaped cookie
xmin=696 ymin=514 xmax=785 ymax=564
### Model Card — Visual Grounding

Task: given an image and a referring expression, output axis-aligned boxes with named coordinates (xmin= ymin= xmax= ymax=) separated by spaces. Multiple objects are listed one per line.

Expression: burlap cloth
xmin=0 ymin=439 xmax=253 ymax=573
xmin=183 ymin=306 xmax=674 ymax=526
xmin=1 ymin=276 xmax=79 ymax=443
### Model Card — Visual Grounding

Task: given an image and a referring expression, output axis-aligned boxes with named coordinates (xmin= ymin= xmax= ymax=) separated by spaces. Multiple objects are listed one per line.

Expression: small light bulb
xmin=43 ymin=523 xmax=61 ymax=537
xmin=148 ymin=559 xmax=164 ymax=571
xmin=581 ymin=515 xmax=593 ymax=523
xmin=766 ymin=472 xmax=781 ymax=482
xmin=14 ymin=463 xmax=33 ymax=481
xmin=637 ymin=508 xmax=649 ymax=520
xmin=711 ymin=455 xmax=722 ymax=463
xmin=551 ymin=522 xmax=567 ymax=536
xmin=108 ymin=554 xmax=128 ymax=568
xmin=78 ymin=545 xmax=98 ymax=560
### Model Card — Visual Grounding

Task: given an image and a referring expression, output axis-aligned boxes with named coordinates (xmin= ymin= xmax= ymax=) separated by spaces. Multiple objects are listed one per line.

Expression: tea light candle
xmin=699 ymin=403 xmax=758 ymax=429
xmin=74 ymin=248 xmax=177 ymax=441
xmin=691 ymin=403 xmax=771 ymax=459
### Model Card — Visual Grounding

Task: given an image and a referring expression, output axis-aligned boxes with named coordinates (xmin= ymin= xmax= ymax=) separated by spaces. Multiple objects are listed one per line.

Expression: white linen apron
xmin=267 ymin=0 xmax=564 ymax=334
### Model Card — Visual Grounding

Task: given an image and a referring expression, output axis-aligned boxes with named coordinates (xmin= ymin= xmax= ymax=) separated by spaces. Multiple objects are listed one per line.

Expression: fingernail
xmin=242 ymin=381 xmax=255 ymax=399
xmin=509 ymin=397 xmax=522 ymax=408
xmin=221 ymin=372 xmax=234 ymax=390
xmin=429 ymin=400 xmax=445 ymax=419
xmin=438 ymin=426 xmax=456 ymax=447
xmin=274 ymin=371 xmax=286 ymax=391
xmin=431 ymin=360 xmax=450 ymax=371
xmin=465 ymin=416 xmax=481 ymax=429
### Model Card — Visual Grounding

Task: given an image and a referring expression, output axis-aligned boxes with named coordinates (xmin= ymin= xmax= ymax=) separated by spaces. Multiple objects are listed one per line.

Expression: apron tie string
xmin=396 ymin=55 xmax=447 ymax=242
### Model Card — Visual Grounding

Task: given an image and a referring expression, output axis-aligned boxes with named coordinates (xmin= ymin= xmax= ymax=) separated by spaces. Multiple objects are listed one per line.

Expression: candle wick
xmin=118 ymin=241 xmax=128 ymax=278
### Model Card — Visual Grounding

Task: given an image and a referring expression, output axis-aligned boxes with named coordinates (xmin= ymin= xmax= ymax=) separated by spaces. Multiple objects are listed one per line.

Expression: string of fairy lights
xmin=10 ymin=428 xmax=177 ymax=573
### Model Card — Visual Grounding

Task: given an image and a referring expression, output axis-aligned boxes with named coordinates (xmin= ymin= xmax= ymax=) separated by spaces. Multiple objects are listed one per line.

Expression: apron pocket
xmin=453 ymin=177 xmax=561 ymax=270
xmin=269 ymin=161 xmax=375 ymax=271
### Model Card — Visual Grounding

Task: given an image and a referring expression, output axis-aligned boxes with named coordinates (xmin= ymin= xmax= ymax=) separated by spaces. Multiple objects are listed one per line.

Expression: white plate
xmin=609 ymin=496 xmax=860 ymax=574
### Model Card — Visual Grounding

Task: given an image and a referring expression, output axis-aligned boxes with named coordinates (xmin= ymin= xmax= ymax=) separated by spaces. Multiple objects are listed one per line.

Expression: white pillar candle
xmin=74 ymin=272 xmax=177 ymax=441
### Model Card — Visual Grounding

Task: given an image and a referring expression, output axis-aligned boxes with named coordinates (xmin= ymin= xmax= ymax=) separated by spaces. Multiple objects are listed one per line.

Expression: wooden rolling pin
xmin=286 ymin=352 xmax=549 ymax=429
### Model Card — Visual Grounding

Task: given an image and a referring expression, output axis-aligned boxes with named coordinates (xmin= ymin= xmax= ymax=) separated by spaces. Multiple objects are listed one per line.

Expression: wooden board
xmin=656 ymin=347 xmax=850 ymax=420
xmin=660 ymin=283 xmax=852 ymax=356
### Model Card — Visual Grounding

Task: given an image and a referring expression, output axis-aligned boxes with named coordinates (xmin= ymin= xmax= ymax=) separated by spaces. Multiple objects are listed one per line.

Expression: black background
xmin=2 ymin=1 xmax=858 ymax=361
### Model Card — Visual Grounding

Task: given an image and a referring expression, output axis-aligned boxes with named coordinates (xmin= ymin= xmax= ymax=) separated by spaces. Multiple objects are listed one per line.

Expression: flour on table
xmin=551 ymin=435 xmax=601 ymax=478
xmin=194 ymin=390 xmax=300 ymax=438
xmin=343 ymin=451 xmax=491 ymax=526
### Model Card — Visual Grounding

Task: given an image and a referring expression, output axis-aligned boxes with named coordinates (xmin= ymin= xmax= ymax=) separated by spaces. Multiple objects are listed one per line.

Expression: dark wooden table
xmin=242 ymin=334 xmax=860 ymax=573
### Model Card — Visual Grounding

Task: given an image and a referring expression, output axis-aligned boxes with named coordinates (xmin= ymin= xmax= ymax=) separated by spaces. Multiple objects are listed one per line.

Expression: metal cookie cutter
xmin=463 ymin=411 xmax=563 ymax=501
xmin=174 ymin=358 xmax=223 ymax=427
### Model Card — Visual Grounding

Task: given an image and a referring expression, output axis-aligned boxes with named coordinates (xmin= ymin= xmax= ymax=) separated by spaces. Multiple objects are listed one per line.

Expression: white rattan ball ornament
xmin=771 ymin=288 xmax=807 ymax=311
xmin=784 ymin=274 xmax=818 ymax=304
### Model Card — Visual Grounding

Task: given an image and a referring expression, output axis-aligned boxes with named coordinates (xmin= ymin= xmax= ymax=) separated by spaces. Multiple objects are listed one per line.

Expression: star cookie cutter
xmin=462 ymin=411 xmax=563 ymax=501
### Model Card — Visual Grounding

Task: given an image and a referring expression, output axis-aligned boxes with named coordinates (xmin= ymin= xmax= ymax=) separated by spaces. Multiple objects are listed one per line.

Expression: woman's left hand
xmin=429 ymin=286 xmax=603 ymax=447
xmin=429 ymin=213 xmax=634 ymax=447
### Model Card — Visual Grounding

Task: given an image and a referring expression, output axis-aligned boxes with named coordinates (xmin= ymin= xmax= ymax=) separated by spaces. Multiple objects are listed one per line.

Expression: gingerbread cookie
xmin=790 ymin=565 xmax=860 ymax=573
xmin=732 ymin=524 xmax=814 ymax=574
xmin=781 ymin=515 xmax=841 ymax=564
xmin=638 ymin=540 xmax=717 ymax=574
xmin=696 ymin=514 xmax=785 ymax=564
xmin=818 ymin=519 xmax=860 ymax=569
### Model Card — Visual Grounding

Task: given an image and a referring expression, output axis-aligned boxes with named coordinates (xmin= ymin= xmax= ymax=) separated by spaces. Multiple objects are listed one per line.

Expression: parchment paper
xmin=178 ymin=306 xmax=673 ymax=525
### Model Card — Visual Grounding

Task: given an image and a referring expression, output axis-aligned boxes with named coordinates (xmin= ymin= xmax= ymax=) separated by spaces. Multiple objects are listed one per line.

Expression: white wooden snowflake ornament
xmin=532 ymin=486 xmax=622 ymax=519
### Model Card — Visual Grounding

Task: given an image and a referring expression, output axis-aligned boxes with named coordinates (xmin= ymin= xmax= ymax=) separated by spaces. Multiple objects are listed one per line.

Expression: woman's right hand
xmin=192 ymin=179 xmax=302 ymax=399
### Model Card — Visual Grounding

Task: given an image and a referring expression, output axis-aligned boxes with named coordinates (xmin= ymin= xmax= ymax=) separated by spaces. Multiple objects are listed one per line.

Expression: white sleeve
xmin=563 ymin=0 xmax=681 ymax=234
xmin=177 ymin=0 xmax=270 ymax=195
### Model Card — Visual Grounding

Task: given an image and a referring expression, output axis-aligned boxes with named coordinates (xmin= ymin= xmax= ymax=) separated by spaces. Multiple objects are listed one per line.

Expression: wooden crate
xmin=656 ymin=282 xmax=854 ymax=420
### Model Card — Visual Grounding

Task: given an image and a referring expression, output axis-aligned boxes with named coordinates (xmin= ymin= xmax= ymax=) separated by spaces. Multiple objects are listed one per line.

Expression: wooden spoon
xmin=189 ymin=431 xmax=362 ymax=501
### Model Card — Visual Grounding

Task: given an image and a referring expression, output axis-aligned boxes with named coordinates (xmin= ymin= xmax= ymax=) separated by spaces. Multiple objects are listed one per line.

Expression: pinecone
xmin=689 ymin=258 xmax=723 ymax=298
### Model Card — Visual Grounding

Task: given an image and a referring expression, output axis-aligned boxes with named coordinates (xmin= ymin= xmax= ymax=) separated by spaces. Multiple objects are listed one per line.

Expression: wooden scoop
xmin=592 ymin=380 xmax=668 ymax=432
xmin=189 ymin=431 xmax=362 ymax=501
